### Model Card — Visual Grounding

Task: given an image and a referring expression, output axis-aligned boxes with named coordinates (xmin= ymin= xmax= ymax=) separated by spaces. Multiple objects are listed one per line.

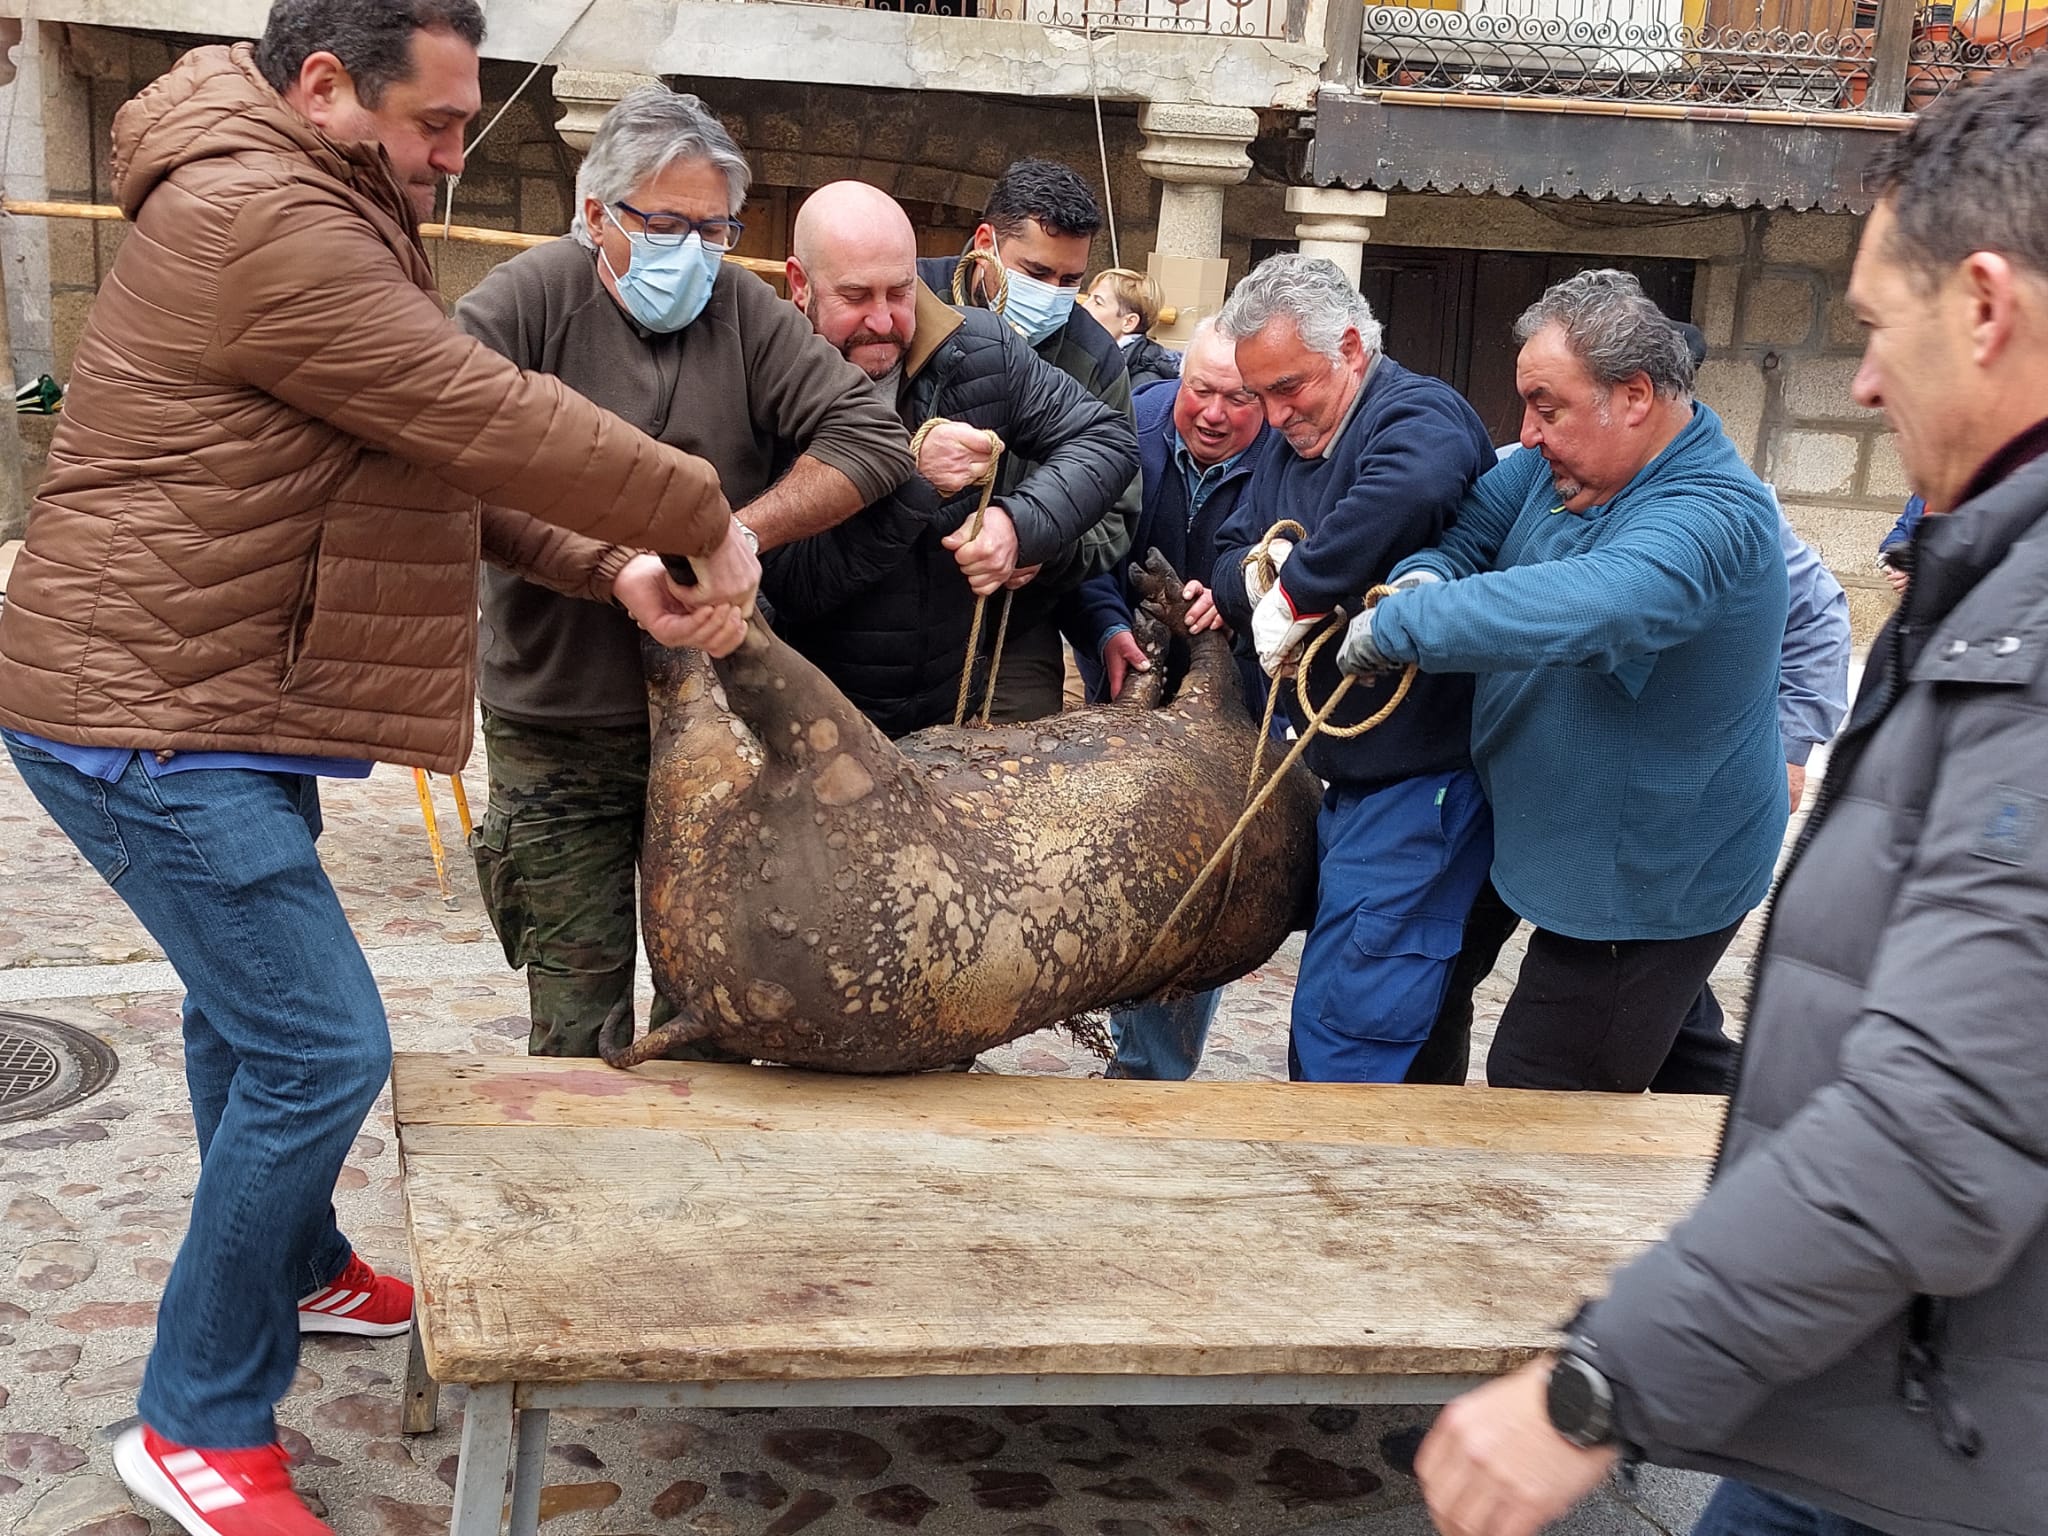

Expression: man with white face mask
xmin=917 ymin=158 xmax=1142 ymax=722
xmin=453 ymin=87 xmax=913 ymax=1061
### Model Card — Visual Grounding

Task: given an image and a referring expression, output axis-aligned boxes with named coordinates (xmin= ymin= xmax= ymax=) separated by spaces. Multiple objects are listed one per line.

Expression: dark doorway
xmin=1250 ymin=240 xmax=1698 ymax=445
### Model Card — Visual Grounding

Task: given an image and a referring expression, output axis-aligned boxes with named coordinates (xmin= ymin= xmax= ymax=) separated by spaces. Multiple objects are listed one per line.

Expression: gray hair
xmin=1512 ymin=269 xmax=1695 ymax=401
xmin=570 ymin=86 xmax=751 ymax=249
xmin=1215 ymin=254 xmax=1383 ymax=364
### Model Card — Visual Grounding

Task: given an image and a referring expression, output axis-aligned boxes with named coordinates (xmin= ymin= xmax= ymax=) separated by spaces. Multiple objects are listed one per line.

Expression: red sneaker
xmin=296 ymin=1252 xmax=412 ymax=1337
xmin=114 ymin=1425 xmax=332 ymax=1536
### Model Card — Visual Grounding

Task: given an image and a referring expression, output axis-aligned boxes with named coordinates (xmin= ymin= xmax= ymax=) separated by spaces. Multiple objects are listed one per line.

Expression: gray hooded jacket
xmin=1581 ymin=446 xmax=2048 ymax=1536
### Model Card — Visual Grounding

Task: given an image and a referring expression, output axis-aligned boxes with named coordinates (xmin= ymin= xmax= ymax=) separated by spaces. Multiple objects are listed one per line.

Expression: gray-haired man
xmin=1208 ymin=254 xmax=1496 ymax=1084
xmin=1337 ymin=270 xmax=1787 ymax=1094
xmin=454 ymin=86 xmax=914 ymax=1059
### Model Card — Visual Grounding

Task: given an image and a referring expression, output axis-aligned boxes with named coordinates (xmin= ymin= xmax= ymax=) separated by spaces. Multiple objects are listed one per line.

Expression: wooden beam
xmin=1320 ymin=0 xmax=1364 ymax=89
xmin=2 ymin=199 xmax=784 ymax=277
xmin=1867 ymin=0 xmax=1918 ymax=115
xmin=1369 ymin=89 xmax=1911 ymax=131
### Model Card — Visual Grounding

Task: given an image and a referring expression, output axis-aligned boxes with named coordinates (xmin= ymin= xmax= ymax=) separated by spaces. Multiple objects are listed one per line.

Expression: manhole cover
xmin=0 ymin=1012 xmax=119 ymax=1123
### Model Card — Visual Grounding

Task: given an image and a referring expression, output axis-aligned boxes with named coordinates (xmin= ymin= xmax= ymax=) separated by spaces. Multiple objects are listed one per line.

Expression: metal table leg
xmin=448 ymin=1381 xmax=514 ymax=1536
xmin=507 ymin=1406 xmax=549 ymax=1536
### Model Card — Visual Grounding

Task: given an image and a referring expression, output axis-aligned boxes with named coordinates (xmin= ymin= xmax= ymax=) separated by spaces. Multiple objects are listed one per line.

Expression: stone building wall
xmin=7 ymin=23 xmax=1901 ymax=633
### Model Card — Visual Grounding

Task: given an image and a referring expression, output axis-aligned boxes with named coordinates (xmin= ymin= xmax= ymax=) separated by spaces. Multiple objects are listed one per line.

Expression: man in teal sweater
xmin=1339 ymin=270 xmax=1787 ymax=1092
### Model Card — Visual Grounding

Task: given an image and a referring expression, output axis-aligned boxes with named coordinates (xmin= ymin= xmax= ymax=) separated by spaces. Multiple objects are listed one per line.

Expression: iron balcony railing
xmin=868 ymin=0 xmax=1296 ymax=38
xmin=1353 ymin=0 xmax=2042 ymax=109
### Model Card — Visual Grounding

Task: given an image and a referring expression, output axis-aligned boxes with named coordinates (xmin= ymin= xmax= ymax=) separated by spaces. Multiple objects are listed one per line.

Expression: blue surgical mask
xmin=601 ymin=211 xmax=720 ymax=333
xmin=992 ymin=239 xmax=1078 ymax=347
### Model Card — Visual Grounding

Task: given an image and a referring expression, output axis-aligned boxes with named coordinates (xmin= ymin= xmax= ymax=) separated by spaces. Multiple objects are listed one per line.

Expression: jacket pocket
xmin=471 ymin=808 xmax=534 ymax=970
xmin=281 ymin=531 xmax=323 ymax=689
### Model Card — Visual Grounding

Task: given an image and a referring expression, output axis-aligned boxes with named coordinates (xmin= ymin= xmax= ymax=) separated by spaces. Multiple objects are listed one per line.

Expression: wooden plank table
xmin=392 ymin=1053 xmax=1718 ymax=1536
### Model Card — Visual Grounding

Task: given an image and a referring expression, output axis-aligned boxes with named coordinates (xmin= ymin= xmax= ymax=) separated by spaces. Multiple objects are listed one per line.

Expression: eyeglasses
xmin=612 ymin=201 xmax=745 ymax=252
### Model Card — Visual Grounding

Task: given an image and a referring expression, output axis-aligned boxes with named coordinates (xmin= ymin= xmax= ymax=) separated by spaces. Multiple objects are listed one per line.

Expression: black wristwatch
xmin=1546 ymin=1347 xmax=1617 ymax=1448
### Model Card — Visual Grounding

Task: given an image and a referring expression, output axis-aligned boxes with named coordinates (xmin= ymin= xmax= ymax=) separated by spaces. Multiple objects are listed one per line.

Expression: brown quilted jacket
xmin=0 ymin=45 xmax=733 ymax=772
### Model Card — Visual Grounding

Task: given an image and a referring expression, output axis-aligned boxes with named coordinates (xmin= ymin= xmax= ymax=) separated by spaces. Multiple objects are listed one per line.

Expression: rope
xmin=1084 ymin=21 xmax=1121 ymax=268
xmin=979 ymin=590 xmax=1015 ymax=729
xmin=431 ymin=0 xmax=599 ymax=281
xmin=1114 ymin=520 xmax=1421 ymax=990
xmin=911 ymin=417 xmax=1010 ymax=728
xmin=951 ymin=248 xmax=1011 ymax=317
xmin=1235 ymin=519 xmax=1308 ymax=801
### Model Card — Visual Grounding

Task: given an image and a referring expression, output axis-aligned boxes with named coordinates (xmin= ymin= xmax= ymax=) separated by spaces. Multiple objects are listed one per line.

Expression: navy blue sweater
xmin=1061 ymin=380 xmax=1273 ymax=715
xmin=1211 ymin=357 xmax=1494 ymax=788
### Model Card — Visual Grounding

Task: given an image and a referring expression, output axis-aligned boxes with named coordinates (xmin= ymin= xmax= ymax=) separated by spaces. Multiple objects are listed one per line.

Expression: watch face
xmin=1547 ymin=1357 xmax=1598 ymax=1437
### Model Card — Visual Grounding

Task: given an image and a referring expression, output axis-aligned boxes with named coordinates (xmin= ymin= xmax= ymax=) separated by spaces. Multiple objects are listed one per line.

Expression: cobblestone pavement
xmin=0 ymin=726 xmax=1815 ymax=1536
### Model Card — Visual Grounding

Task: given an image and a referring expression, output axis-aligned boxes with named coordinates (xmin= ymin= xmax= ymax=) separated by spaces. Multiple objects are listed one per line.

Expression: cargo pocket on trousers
xmin=1318 ymin=908 xmax=1466 ymax=1046
xmin=470 ymin=809 xmax=534 ymax=970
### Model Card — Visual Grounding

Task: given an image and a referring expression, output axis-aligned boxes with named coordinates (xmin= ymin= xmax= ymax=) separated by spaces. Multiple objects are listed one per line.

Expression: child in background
xmin=1080 ymin=268 xmax=1182 ymax=390
xmin=1877 ymin=494 xmax=1925 ymax=596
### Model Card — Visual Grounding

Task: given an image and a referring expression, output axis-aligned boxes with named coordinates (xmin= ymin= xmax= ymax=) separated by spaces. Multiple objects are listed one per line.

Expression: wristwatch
xmin=1546 ymin=1347 xmax=1618 ymax=1448
xmin=734 ymin=520 xmax=760 ymax=554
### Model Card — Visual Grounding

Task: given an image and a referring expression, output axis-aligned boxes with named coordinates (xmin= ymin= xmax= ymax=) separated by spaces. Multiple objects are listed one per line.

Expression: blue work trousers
xmin=1289 ymin=768 xmax=1493 ymax=1082
xmin=4 ymin=734 xmax=387 ymax=1448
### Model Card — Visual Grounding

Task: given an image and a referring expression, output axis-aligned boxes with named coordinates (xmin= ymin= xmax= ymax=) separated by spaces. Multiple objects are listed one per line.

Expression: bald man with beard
xmin=764 ymin=180 xmax=1139 ymax=738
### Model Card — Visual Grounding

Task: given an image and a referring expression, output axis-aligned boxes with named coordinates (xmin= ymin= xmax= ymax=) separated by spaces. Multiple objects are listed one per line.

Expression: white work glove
xmin=1252 ymin=581 xmax=1325 ymax=678
xmin=1241 ymin=538 xmax=1293 ymax=605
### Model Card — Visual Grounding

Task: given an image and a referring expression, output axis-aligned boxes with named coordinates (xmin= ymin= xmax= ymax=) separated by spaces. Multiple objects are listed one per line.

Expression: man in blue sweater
xmin=1063 ymin=320 xmax=1273 ymax=711
xmin=1409 ymin=320 xmax=1852 ymax=1091
xmin=1339 ymin=270 xmax=1788 ymax=1092
xmin=1210 ymin=255 xmax=1496 ymax=1083
xmin=1060 ymin=319 xmax=1275 ymax=1078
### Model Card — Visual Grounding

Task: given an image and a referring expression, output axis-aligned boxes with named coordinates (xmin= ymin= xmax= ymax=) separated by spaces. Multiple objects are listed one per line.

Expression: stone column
xmin=1285 ymin=186 xmax=1388 ymax=290
xmin=550 ymin=69 xmax=664 ymax=155
xmin=1136 ymin=103 xmax=1257 ymax=346
xmin=1137 ymin=102 xmax=1258 ymax=260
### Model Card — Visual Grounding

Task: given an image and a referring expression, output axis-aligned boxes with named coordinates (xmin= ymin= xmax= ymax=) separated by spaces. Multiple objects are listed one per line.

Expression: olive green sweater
xmin=456 ymin=237 xmax=912 ymax=726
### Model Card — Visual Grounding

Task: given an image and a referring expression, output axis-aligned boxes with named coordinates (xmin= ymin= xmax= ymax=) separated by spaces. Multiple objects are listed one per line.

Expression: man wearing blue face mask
xmin=916 ymin=158 xmax=1141 ymax=723
xmin=453 ymin=87 xmax=914 ymax=1060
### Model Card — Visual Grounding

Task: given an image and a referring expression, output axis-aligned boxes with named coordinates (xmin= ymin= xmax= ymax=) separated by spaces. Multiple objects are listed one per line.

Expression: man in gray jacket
xmin=1414 ymin=56 xmax=2048 ymax=1536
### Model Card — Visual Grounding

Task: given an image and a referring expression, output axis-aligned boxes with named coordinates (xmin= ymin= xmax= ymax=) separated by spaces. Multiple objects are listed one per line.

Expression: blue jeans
xmin=1691 ymin=1480 xmax=1889 ymax=1536
xmin=1106 ymin=988 xmax=1222 ymax=1080
xmin=1290 ymin=768 xmax=1494 ymax=1082
xmin=4 ymin=735 xmax=389 ymax=1448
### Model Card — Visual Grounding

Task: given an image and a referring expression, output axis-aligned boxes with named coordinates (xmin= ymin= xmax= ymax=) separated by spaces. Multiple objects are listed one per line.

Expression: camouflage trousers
xmin=471 ymin=707 xmax=745 ymax=1061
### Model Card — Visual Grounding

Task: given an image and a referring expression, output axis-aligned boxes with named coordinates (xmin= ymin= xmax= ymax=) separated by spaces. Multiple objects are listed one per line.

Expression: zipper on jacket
xmin=1716 ymin=614 xmax=1986 ymax=1462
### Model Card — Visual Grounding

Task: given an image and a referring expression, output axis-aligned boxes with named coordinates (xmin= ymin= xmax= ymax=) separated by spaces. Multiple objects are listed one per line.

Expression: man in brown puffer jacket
xmin=0 ymin=4 xmax=756 ymax=1531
